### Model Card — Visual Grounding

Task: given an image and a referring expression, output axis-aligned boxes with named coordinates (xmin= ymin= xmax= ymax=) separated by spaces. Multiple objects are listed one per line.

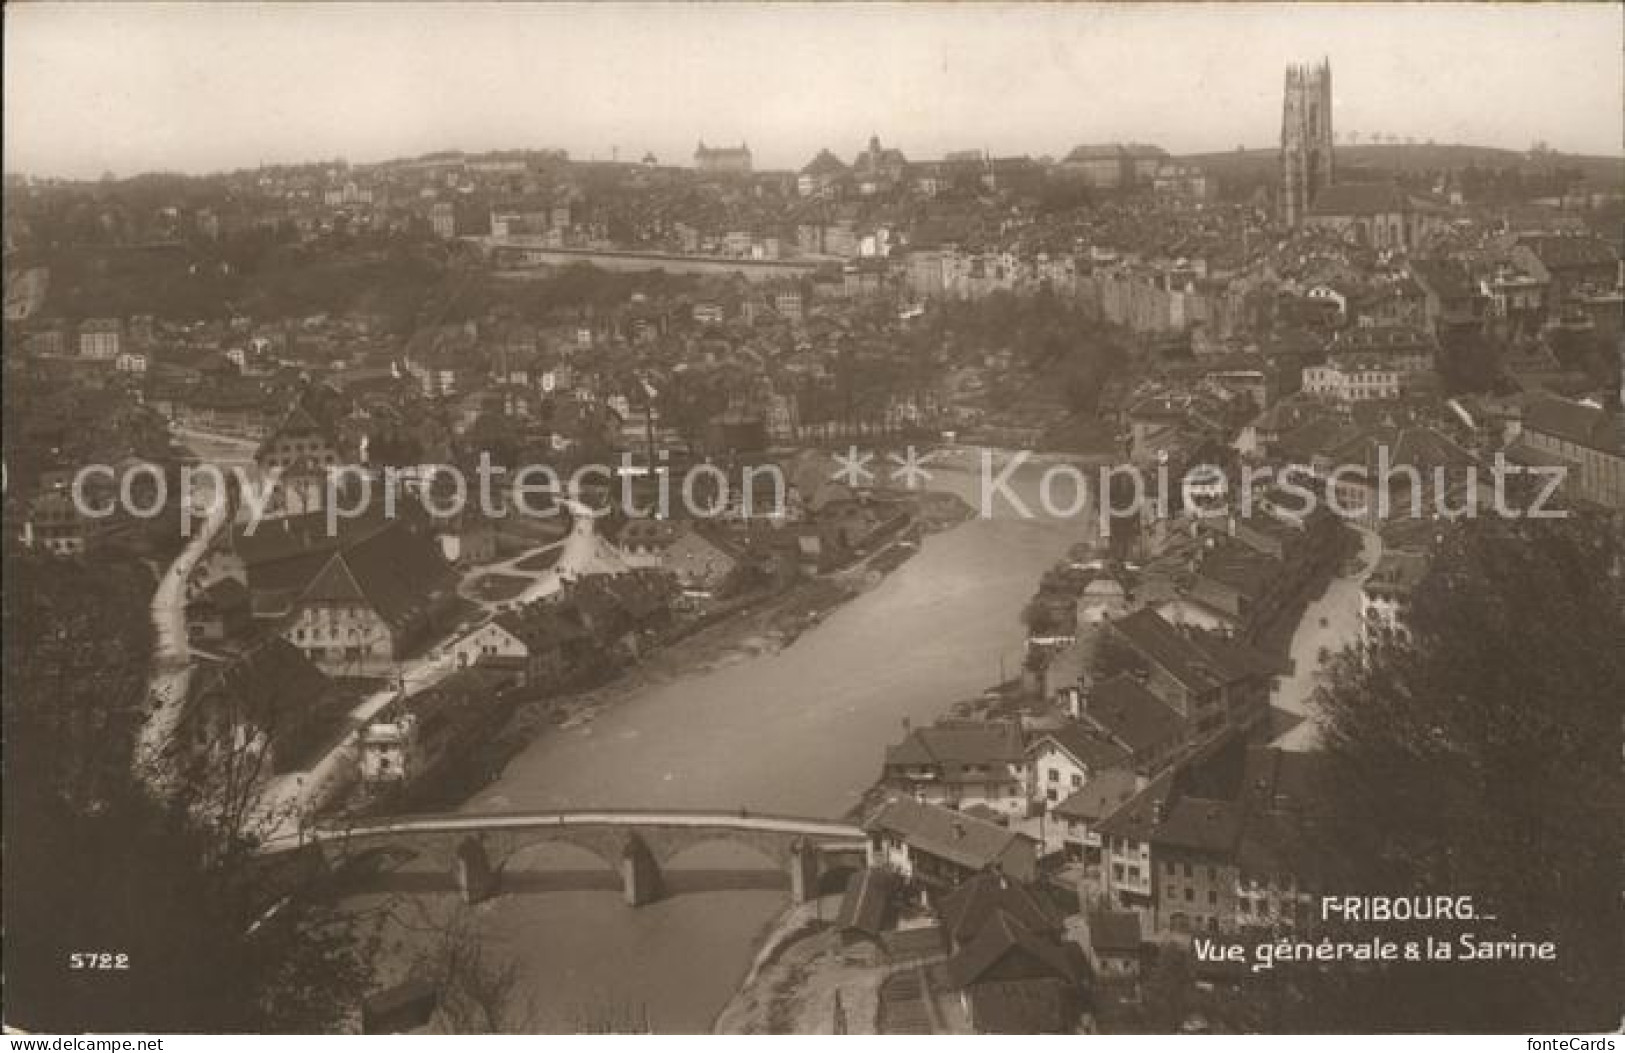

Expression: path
xmin=1270 ymin=525 xmax=1382 ymax=751
xmin=134 ymin=427 xmax=255 ymax=789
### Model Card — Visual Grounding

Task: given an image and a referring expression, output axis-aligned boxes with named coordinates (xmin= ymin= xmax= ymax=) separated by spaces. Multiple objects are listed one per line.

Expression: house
xmin=256 ymin=401 xmax=347 ymax=517
xmin=1104 ymin=608 xmax=1272 ymax=739
xmin=175 ymin=636 xmax=341 ymax=778
xmin=616 ymin=516 xmax=684 ymax=569
xmin=186 ymin=576 xmax=252 ymax=644
xmin=359 ymin=708 xmax=420 ymax=786
xmin=490 ymin=602 xmax=592 ymax=685
xmin=20 ymin=490 xmax=90 ymax=555
xmin=1146 ymin=795 xmax=1245 ymax=936
xmin=833 ymin=867 xmax=900 ymax=943
xmin=1302 ymin=355 xmax=1404 ymax=404
xmin=694 ymin=140 xmax=752 ymax=175
xmin=937 ymin=871 xmax=1066 ymax=953
xmin=1053 ymin=767 xmax=1143 ymax=864
xmin=1361 ymin=550 xmax=1429 ymax=643
xmin=1076 ymin=674 xmax=1187 ymax=774
xmin=78 ymin=317 xmax=124 ymax=360
xmin=1059 ymin=143 xmax=1166 ymax=189
xmin=661 ymin=522 xmax=747 ymax=596
xmin=1506 ymin=393 xmax=1625 ymax=510
xmin=1096 ymin=739 xmax=1327 ymax=938
xmin=852 ymin=135 xmax=907 ymax=194
xmin=280 ymin=516 xmax=460 ymax=676
xmin=882 ymin=720 xmax=1029 ymax=818
xmin=357 ymin=666 xmax=514 ymax=790
xmin=945 ymin=911 xmax=1085 ymax=1034
xmin=864 ymin=796 xmax=1038 ymax=893
xmin=1315 ymin=423 xmax=1482 ymax=526
xmin=1515 ymin=234 xmax=1618 ymax=307
xmin=446 ymin=617 xmax=530 ymax=673
xmin=1087 ymin=910 xmax=1144 ymax=981
xmin=1093 ymin=769 xmax=1176 ymax=924
xmin=258 ymin=401 xmax=343 ymax=472
xmin=429 ymin=201 xmax=456 ymax=238
xmin=1078 ymin=573 xmax=1132 ymax=624
xmin=1026 ymin=725 xmax=1129 ymax=809
xmin=797 ymin=149 xmax=848 ymax=198
xmin=1410 ymin=259 xmax=1488 ymax=339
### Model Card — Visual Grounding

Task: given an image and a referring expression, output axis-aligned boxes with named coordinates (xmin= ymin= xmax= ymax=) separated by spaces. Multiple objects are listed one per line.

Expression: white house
xmin=1026 ymin=726 xmax=1129 ymax=809
xmin=359 ymin=711 xmax=419 ymax=786
xmin=446 ymin=618 xmax=529 ymax=670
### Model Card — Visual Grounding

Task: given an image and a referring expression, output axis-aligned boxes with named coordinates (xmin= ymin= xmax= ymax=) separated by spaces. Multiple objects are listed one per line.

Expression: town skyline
xmin=6 ymin=2 xmax=1623 ymax=182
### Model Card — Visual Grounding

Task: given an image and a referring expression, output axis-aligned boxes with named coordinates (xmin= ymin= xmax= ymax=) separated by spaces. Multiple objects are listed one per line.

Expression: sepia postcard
xmin=3 ymin=1 xmax=1622 ymax=1040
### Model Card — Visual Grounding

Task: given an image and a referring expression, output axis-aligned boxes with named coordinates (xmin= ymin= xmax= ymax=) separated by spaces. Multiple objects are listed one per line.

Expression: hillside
xmin=1178 ymin=142 xmax=1624 ymax=190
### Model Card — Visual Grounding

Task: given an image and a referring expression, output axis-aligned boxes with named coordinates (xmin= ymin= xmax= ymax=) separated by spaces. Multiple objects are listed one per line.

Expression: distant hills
xmin=1177 ymin=142 xmax=1625 ymax=189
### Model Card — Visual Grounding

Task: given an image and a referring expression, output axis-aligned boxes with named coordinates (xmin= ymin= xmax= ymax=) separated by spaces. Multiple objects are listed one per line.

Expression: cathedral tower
xmin=1280 ymin=59 xmax=1334 ymax=228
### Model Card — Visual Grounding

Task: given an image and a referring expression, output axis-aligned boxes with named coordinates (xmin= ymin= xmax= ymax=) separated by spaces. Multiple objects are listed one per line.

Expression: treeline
xmin=3 ymin=556 xmax=377 ymax=1032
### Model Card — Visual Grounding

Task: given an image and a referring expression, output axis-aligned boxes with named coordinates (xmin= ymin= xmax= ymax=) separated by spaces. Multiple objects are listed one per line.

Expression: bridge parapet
xmin=310 ymin=810 xmax=868 ymax=908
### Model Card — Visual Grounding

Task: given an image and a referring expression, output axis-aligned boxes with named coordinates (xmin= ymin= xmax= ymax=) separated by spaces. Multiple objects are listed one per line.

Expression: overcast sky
xmin=5 ymin=2 xmax=1621 ymax=179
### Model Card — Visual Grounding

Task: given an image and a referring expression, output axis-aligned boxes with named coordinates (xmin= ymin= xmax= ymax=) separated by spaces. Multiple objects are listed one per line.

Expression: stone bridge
xmin=305 ymin=809 xmax=869 ymax=907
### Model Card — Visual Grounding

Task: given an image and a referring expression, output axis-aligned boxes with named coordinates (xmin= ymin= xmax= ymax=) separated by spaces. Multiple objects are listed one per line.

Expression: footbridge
xmin=305 ymin=809 xmax=869 ymax=907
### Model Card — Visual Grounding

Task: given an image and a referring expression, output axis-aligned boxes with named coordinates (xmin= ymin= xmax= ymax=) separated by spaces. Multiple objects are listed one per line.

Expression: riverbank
xmin=711 ymin=904 xmax=889 ymax=1035
xmin=363 ymin=489 xmax=974 ymax=817
xmin=343 ymin=454 xmax=1079 ymax=1031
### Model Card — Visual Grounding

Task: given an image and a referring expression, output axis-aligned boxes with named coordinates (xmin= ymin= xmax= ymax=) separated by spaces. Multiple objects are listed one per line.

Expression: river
xmin=381 ymin=454 xmax=1090 ymax=1032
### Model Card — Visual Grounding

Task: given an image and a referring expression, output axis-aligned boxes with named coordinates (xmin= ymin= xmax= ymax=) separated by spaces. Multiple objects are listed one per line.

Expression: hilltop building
xmin=694 ymin=141 xmax=752 ymax=175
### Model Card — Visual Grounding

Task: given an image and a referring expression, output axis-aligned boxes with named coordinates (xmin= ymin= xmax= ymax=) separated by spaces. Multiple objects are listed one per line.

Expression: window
xmin=1048 ymin=768 xmax=1059 ymax=783
xmin=1208 ymin=890 xmax=1218 ymax=907
xmin=1184 ymin=887 xmax=1194 ymax=903
xmin=1071 ymin=773 xmax=1083 ymax=788
xmin=1113 ymin=864 xmax=1124 ymax=882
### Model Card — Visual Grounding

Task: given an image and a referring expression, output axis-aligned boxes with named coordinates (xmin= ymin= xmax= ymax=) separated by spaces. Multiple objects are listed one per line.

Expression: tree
xmin=1300 ymin=516 xmax=1624 ymax=1032
xmin=3 ymin=555 xmax=378 ymax=1032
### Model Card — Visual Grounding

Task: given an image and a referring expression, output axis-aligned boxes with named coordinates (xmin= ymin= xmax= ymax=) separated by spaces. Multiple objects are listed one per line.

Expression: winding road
xmin=134 ymin=428 xmax=255 ymax=789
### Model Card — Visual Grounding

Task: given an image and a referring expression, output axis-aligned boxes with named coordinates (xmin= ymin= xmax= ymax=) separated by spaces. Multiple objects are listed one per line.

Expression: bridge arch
xmin=304 ymin=810 xmax=867 ymax=908
xmin=659 ymin=834 xmax=790 ymax=875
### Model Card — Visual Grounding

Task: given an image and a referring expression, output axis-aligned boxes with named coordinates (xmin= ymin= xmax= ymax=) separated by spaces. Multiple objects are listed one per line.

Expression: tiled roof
xmin=1089 ymin=910 xmax=1143 ymax=954
xmin=1517 ymin=235 xmax=1618 ymax=271
xmin=945 ymin=910 xmax=1082 ymax=990
xmin=886 ymin=720 xmax=1026 ymax=772
xmin=1150 ymin=795 xmax=1245 ymax=855
xmin=964 ymin=979 xmax=1071 ymax=1035
xmin=1028 ymin=724 xmax=1130 ymax=773
xmin=1111 ymin=608 xmax=1266 ymax=694
xmin=1364 ymin=551 xmax=1430 ymax=597
xmin=1054 ymin=766 xmax=1142 ymax=823
xmin=834 ymin=867 xmax=898 ymax=936
xmin=298 ymin=518 xmax=456 ymax=629
xmin=938 ymin=872 xmax=1064 ymax=947
xmin=1084 ymin=675 xmax=1186 ymax=757
xmin=1409 ymin=259 xmax=1478 ymax=302
xmin=864 ymin=797 xmax=1034 ymax=873
xmin=1309 ymin=182 xmax=1409 ymax=216
xmin=1522 ymin=394 xmax=1625 ymax=456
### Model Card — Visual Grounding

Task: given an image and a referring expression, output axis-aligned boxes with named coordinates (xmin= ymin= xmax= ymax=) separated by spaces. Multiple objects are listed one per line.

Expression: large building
xmin=1280 ymin=59 xmax=1334 ymax=228
xmin=694 ymin=140 xmax=752 ymax=175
